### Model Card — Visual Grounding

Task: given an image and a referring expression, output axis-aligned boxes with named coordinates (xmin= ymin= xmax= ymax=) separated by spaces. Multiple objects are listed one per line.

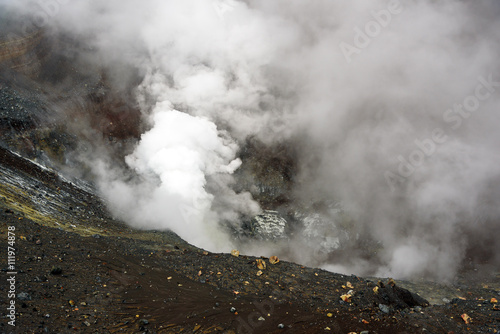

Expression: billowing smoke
xmin=6 ymin=0 xmax=500 ymax=280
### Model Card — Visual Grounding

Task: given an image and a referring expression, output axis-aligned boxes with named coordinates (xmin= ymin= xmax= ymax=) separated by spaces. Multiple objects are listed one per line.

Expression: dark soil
xmin=0 ymin=146 xmax=499 ymax=334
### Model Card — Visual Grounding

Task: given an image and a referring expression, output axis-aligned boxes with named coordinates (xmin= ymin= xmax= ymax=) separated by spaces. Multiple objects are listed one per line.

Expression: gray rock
xmin=17 ymin=292 xmax=31 ymax=301
xmin=245 ymin=211 xmax=287 ymax=240
xmin=379 ymin=303 xmax=390 ymax=314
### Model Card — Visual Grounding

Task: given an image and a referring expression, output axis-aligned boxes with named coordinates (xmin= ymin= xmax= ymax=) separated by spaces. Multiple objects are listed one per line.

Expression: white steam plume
xmin=7 ymin=0 xmax=500 ymax=279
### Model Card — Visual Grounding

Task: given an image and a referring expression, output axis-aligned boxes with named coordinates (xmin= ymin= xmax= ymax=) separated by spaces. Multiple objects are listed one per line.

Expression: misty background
xmin=3 ymin=0 xmax=500 ymax=281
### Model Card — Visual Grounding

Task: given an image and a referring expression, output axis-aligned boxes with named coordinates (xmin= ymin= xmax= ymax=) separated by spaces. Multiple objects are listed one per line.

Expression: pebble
xmin=379 ymin=304 xmax=390 ymax=314
xmin=17 ymin=292 xmax=32 ymax=301
xmin=278 ymin=323 xmax=285 ymax=329
xmin=50 ymin=267 xmax=62 ymax=275
xmin=230 ymin=307 xmax=236 ymax=313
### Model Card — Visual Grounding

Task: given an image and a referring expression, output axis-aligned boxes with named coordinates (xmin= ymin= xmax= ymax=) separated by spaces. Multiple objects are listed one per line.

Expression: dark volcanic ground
xmin=0 ymin=145 xmax=499 ymax=334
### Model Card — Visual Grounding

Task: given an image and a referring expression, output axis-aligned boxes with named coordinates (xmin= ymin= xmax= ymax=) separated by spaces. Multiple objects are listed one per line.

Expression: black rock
xmin=50 ymin=267 xmax=62 ymax=275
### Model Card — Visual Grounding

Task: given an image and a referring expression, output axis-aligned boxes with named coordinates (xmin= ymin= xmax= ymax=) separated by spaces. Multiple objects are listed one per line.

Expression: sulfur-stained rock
xmin=231 ymin=249 xmax=240 ymax=257
xmin=256 ymin=259 xmax=266 ymax=270
xmin=269 ymin=255 xmax=279 ymax=264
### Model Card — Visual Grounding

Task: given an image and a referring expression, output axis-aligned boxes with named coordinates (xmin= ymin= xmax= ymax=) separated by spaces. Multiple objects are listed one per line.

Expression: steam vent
xmin=0 ymin=2 xmax=499 ymax=333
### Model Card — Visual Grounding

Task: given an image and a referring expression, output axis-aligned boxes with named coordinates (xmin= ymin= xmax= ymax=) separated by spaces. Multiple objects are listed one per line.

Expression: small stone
xmin=139 ymin=319 xmax=149 ymax=326
xmin=50 ymin=267 xmax=62 ymax=275
xmin=68 ymin=300 xmax=75 ymax=306
xmin=17 ymin=292 xmax=32 ymax=301
xmin=83 ymin=321 xmax=90 ymax=327
xmin=340 ymin=294 xmax=352 ymax=302
xmin=230 ymin=307 xmax=237 ymax=313
xmin=379 ymin=304 xmax=390 ymax=314
xmin=258 ymin=316 xmax=265 ymax=321
xmin=269 ymin=256 xmax=279 ymax=264
xmin=360 ymin=331 xmax=370 ymax=334
xmin=256 ymin=259 xmax=266 ymax=270
xmin=414 ymin=306 xmax=422 ymax=312
xmin=278 ymin=323 xmax=285 ymax=329
xmin=231 ymin=249 xmax=240 ymax=257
